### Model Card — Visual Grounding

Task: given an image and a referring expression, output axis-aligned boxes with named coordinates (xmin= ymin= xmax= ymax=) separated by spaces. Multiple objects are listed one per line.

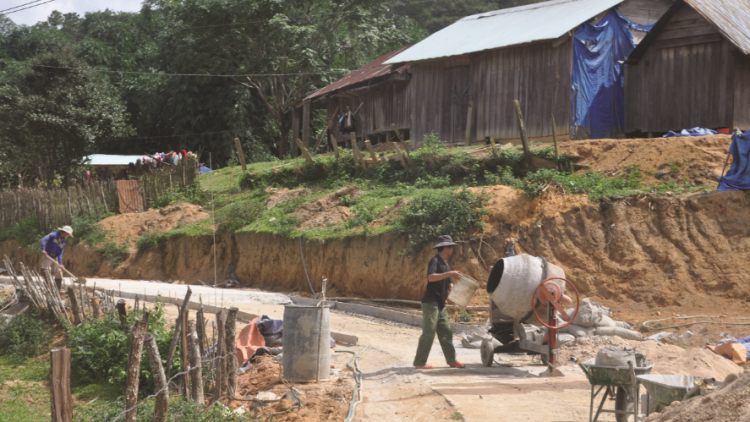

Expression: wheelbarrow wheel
xmin=481 ymin=339 xmax=494 ymax=367
xmin=615 ymin=387 xmax=635 ymax=422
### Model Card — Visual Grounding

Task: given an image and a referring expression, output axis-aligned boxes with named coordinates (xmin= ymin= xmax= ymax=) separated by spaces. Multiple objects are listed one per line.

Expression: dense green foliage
xmin=0 ymin=312 xmax=51 ymax=357
xmin=0 ymin=214 xmax=45 ymax=249
xmin=77 ymin=398 xmax=252 ymax=422
xmin=66 ymin=301 xmax=174 ymax=393
xmin=398 ymin=188 xmax=488 ymax=254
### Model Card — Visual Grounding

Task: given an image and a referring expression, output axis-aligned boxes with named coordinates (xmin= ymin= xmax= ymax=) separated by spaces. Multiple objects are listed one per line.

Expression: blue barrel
xmin=282 ymin=304 xmax=331 ymax=382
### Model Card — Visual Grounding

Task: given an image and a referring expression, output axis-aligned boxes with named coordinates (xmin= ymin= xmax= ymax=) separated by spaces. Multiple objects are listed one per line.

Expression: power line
xmin=174 ymin=11 xmax=349 ymax=31
xmin=0 ymin=59 xmax=350 ymax=78
xmin=1 ymin=0 xmax=55 ymax=15
xmin=0 ymin=0 xmax=45 ymax=14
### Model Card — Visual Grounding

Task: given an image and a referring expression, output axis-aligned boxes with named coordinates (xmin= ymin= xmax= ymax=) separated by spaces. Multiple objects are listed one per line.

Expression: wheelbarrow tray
xmin=580 ymin=359 xmax=655 ymax=386
xmin=637 ymin=375 xmax=708 ymax=408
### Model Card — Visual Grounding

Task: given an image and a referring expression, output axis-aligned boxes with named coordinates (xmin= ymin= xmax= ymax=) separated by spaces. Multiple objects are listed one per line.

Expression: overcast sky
xmin=5 ymin=0 xmax=144 ymax=26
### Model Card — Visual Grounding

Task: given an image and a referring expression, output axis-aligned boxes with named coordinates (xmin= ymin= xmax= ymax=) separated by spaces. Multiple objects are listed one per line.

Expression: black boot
xmin=55 ymin=278 xmax=62 ymax=291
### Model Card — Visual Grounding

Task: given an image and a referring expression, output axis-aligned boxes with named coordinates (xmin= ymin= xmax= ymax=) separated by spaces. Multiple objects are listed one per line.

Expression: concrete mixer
xmin=480 ymin=254 xmax=580 ymax=373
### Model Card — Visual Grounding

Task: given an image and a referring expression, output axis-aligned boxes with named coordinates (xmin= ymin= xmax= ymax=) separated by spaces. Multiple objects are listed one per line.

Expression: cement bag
xmin=596 ymin=315 xmax=617 ymax=328
xmin=559 ymin=324 xmax=596 ymax=338
xmin=615 ymin=321 xmax=634 ymax=330
xmin=595 ymin=327 xmax=644 ymax=341
xmin=595 ymin=346 xmax=644 ymax=367
xmin=571 ymin=299 xmax=602 ymax=328
xmin=557 ymin=333 xmax=575 ymax=345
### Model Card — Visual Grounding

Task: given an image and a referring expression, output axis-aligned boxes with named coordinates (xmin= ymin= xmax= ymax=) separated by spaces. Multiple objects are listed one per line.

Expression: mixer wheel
xmin=481 ymin=339 xmax=494 ymax=367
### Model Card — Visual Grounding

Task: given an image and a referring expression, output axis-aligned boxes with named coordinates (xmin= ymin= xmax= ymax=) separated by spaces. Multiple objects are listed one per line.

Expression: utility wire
xmin=1 ymin=0 xmax=55 ymax=15
xmin=0 ymin=0 xmax=45 ymax=14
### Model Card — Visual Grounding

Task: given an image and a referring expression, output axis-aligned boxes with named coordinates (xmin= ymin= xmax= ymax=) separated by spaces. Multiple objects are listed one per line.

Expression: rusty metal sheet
xmin=684 ymin=0 xmax=750 ymax=55
xmin=117 ymin=180 xmax=144 ymax=214
xmin=304 ymin=46 xmax=412 ymax=101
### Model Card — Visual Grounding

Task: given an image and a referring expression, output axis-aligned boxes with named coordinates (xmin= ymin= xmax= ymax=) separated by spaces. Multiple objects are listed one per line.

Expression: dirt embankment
xmin=2 ymin=189 xmax=749 ymax=313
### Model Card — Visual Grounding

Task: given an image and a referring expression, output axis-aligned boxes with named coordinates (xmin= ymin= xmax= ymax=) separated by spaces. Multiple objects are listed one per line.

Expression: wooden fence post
xmin=225 ymin=307 xmax=238 ymax=397
xmin=187 ymin=321 xmax=204 ymax=404
xmin=214 ymin=309 xmax=227 ymax=402
xmin=66 ymin=287 xmax=82 ymax=325
xmin=166 ymin=287 xmax=192 ymax=378
xmin=180 ymin=312 xmax=190 ymax=399
xmin=233 ymin=138 xmax=247 ymax=171
xmin=551 ymin=114 xmax=561 ymax=172
xmin=294 ymin=138 xmax=315 ymax=167
xmin=145 ymin=335 xmax=169 ymax=422
xmin=464 ymin=100 xmax=474 ymax=146
xmin=91 ymin=295 xmax=101 ymax=319
xmin=196 ymin=306 xmax=206 ymax=358
xmin=125 ymin=321 xmax=148 ymax=422
xmin=116 ymin=299 xmax=127 ymax=330
xmin=50 ymin=348 xmax=72 ymax=422
xmin=364 ymin=140 xmax=380 ymax=166
xmin=393 ymin=144 xmax=409 ymax=169
xmin=391 ymin=124 xmax=404 ymax=143
xmin=490 ymin=138 xmax=498 ymax=158
xmin=350 ymin=133 xmax=365 ymax=168
xmin=513 ymin=100 xmax=534 ymax=171
xmin=330 ymin=134 xmax=340 ymax=159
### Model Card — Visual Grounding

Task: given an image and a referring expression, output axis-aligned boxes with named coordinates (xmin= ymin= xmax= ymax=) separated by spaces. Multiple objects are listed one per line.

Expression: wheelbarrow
xmin=637 ymin=375 xmax=720 ymax=416
xmin=574 ymin=357 xmax=654 ymax=422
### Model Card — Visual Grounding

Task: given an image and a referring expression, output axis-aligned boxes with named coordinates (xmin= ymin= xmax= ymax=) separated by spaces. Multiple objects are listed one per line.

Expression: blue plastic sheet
xmin=198 ymin=166 xmax=212 ymax=174
xmin=718 ymin=128 xmax=750 ymax=191
xmin=572 ymin=11 xmax=654 ymax=139
xmin=664 ymin=127 xmax=718 ymax=138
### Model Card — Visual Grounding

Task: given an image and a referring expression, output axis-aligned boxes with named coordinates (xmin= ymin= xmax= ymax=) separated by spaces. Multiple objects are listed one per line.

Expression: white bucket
xmin=447 ymin=275 xmax=480 ymax=307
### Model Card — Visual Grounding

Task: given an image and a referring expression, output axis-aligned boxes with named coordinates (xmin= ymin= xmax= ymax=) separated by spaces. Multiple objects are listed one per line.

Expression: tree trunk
xmin=188 ymin=321 xmax=204 ymax=404
xmin=145 ymin=335 xmax=169 ymax=422
xmin=225 ymin=308 xmax=238 ymax=397
xmin=125 ymin=321 xmax=148 ymax=422
xmin=50 ymin=348 xmax=72 ymax=422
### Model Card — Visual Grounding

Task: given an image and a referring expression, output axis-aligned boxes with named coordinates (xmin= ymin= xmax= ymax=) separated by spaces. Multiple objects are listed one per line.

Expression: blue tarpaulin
xmin=664 ymin=127 xmax=719 ymax=138
xmin=572 ymin=11 xmax=654 ymax=139
xmin=718 ymin=128 xmax=750 ymax=191
xmin=198 ymin=166 xmax=212 ymax=174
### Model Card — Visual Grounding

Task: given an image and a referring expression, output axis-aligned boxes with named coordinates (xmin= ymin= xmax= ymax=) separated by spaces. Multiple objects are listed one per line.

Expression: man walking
xmin=413 ymin=235 xmax=465 ymax=369
xmin=41 ymin=226 xmax=73 ymax=290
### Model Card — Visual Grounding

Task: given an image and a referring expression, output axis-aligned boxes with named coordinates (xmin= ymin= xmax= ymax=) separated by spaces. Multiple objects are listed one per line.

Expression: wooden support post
xmin=291 ymin=107 xmax=301 ymax=158
xmin=225 ymin=308 xmax=238 ymax=397
xmin=145 ymin=335 xmax=169 ymax=422
xmin=295 ymin=138 xmax=315 ymax=167
xmin=329 ymin=134 xmax=340 ymax=159
xmin=187 ymin=321 xmax=204 ymax=404
xmin=166 ymin=287 xmax=192 ymax=378
xmin=301 ymin=99 xmax=311 ymax=149
xmin=115 ymin=299 xmax=127 ymax=330
xmin=125 ymin=321 xmax=147 ymax=422
xmin=551 ymin=114 xmax=561 ymax=172
xmin=364 ymin=139 xmax=380 ymax=166
xmin=513 ymin=100 xmax=534 ymax=171
xmin=402 ymin=139 xmax=412 ymax=152
xmin=464 ymin=100 xmax=474 ymax=146
xmin=214 ymin=309 xmax=227 ymax=402
xmin=391 ymin=124 xmax=404 ymax=143
xmin=67 ymin=287 xmax=82 ymax=325
xmin=180 ymin=312 xmax=190 ymax=399
xmin=350 ymin=132 xmax=365 ymax=168
xmin=233 ymin=138 xmax=247 ymax=171
xmin=196 ymin=306 xmax=206 ymax=358
xmin=50 ymin=348 xmax=72 ymax=422
xmin=394 ymin=144 xmax=408 ymax=169
xmin=91 ymin=295 xmax=101 ymax=319
xmin=490 ymin=138 xmax=498 ymax=157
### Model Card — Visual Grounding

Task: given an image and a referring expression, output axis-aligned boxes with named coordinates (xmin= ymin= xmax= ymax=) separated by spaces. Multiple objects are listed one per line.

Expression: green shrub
xmin=397 ymin=188 xmax=487 ymax=255
xmin=220 ymin=200 xmax=263 ymax=232
xmin=0 ymin=312 xmax=50 ymax=357
xmin=0 ymin=215 xmax=46 ymax=249
xmin=345 ymin=204 xmax=378 ymax=233
xmin=67 ymin=301 xmax=174 ymax=392
xmin=521 ymin=169 xmax=644 ymax=200
xmin=76 ymin=396 xmax=251 ymax=422
xmin=420 ymin=131 xmax=446 ymax=154
xmin=136 ymin=230 xmax=166 ymax=252
xmin=338 ymin=194 xmax=357 ymax=207
xmin=153 ymin=185 xmax=211 ymax=208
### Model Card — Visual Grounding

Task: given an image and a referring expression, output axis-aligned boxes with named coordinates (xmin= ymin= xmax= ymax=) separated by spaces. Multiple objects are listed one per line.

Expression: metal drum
xmin=282 ymin=304 xmax=331 ymax=382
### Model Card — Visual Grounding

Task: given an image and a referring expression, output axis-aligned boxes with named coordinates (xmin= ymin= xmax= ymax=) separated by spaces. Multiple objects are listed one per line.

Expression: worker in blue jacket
xmin=40 ymin=226 xmax=73 ymax=290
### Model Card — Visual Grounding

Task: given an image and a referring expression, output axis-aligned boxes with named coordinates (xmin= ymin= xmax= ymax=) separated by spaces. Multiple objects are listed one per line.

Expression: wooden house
xmin=293 ymin=46 xmax=412 ymax=151
xmin=384 ymin=0 xmax=673 ymax=146
xmin=625 ymin=0 xmax=750 ymax=135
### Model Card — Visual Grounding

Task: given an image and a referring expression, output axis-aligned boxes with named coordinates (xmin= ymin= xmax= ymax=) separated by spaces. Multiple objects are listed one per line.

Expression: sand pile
xmin=97 ymin=201 xmax=209 ymax=249
xmin=560 ymin=135 xmax=732 ymax=186
xmin=295 ymin=186 xmax=360 ymax=229
xmin=644 ymin=370 xmax=750 ymax=422
xmin=559 ymin=337 xmax=742 ymax=380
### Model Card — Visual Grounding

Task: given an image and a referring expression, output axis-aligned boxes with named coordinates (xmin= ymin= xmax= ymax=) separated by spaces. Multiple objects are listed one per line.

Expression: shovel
xmin=44 ymin=254 xmax=87 ymax=285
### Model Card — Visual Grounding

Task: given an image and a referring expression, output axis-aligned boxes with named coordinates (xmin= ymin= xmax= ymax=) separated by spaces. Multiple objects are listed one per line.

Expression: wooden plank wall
xmin=733 ymin=51 xmax=750 ymax=130
xmin=474 ymin=38 xmax=572 ymax=142
xmin=616 ymin=0 xmax=673 ymax=44
xmin=410 ymin=62 xmax=449 ymax=146
xmin=625 ymin=6 xmax=737 ymax=133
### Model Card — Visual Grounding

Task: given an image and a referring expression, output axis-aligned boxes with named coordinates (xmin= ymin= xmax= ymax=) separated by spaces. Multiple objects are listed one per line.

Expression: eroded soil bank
xmin=3 ymin=189 xmax=748 ymax=308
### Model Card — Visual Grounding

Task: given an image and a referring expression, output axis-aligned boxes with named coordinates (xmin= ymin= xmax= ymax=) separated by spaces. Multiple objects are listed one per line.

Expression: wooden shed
xmin=385 ymin=0 xmax=673 ymax=146
xmin=625 ymin=0 xmax=750 ymax=134
xmin=293 ymin=47 xmax=412 ymax=152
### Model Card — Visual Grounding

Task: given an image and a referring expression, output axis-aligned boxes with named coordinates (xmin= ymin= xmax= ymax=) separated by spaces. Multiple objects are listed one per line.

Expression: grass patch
xmin=0 ymin=356 xmax=49 ymax=422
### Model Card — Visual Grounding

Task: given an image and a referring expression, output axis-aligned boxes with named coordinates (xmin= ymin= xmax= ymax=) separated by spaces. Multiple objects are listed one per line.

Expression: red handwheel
xmin=531 ymin=277 xmax=581 ymax=330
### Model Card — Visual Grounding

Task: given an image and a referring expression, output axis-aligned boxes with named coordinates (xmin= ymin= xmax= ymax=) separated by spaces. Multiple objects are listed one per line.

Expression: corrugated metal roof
xmin=685 ymin=0 xmax=750 ymax=55
xmin=305 ymin=46 xmax=412 ymax=101
xmin=384 ymin=0 xmax=624 ymax=64
xmin=86 ymin=154 xmax=144 ymax=166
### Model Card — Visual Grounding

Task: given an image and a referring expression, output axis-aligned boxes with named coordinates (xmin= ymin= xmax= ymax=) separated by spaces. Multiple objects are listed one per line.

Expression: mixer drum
xmin=486 ymin=254 xmax=566 ymax=321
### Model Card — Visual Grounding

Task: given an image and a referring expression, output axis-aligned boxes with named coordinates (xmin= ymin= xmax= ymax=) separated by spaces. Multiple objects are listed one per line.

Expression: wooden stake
xmin=490 ymin=138 xmax=498 ymax=158
xmin=350 ymin=132 xmax=365 ymax=168
xmin=225 ymin=308 xmax=238 ymax=397
xmin=464 ymin=100 xmax=474 ymax=146
xmin=125 ymin=321 xmax=148 ymax=422
xmin=513 ymin=100 xmax=534 ymax=171
xmin=116 ymin=299 xmax=127 ymax=330
xmin=294 ymin=138 xmax=315 ymax=167
xmin=551 ymin=114 xmax=561 ymax=172
xmin=364 ymin=139 xmax=380 ymax=165
xmin=214 ymin=310 xmax=227 ymax=402
xmin=233 ymin=138 xmax=247 ymax=171
xmin=187 ymin=321 xmax=204 ymax=404
xmin=50 ymin=348 xmax=72 ymax=422
xmin=145 ymin=335 xmax=169 ymax=422
xmin=67 ymin=287 xmax=82 ymax=325
xmin=329 ymin=134 xmax=340 ymax=159
xmin=180 ymin=312 xmax=190 ymax=399
xmin=391 ymin=124 xmax=404 ymax=143
xmin=196 ymin=306 xmax=206 ymax=358
xmin=166 ymin=287 xmax=192 ymax=378
xmin=394 ymin=144 xmax=408 ymax=169
xmin=91 ymin=295 xmax=101 ymax=319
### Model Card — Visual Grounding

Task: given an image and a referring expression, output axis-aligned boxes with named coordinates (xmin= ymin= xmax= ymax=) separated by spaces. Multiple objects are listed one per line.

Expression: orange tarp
xmin=235 ymin=317 xmax=265 ymax=365
xmin=706 ymin=343 xmax=747 ymax=365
